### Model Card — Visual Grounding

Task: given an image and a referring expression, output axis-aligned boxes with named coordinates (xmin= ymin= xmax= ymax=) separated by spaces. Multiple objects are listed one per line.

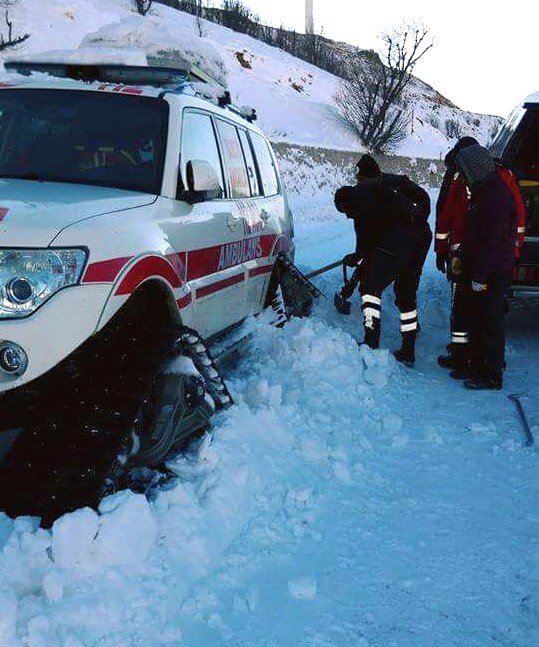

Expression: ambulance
xmin=0 ymin=55 xmax=299 ymax=521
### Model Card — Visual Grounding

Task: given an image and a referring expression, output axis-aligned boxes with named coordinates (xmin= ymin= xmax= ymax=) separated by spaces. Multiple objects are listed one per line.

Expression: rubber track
xmin=0 ymin=316 xmax=172 ymax=526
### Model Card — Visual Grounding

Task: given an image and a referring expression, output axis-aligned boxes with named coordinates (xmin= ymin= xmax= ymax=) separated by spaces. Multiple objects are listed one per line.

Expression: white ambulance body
xmin=0 ymin=67 xmax=293 ymax=391
xmin=0 ymin=60 xmax=298 ymax=520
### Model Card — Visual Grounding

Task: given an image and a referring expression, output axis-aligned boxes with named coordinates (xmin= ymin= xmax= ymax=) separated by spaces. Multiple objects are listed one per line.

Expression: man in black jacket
xmin=335 ymin=155 xmax=431 ymax=364
xmin=454 ymin=144 xmax=518 ymax=390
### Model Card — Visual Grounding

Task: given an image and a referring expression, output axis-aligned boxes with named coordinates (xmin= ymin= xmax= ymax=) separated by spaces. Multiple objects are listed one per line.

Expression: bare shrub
xmin=133 ymin=0 xmax=152 ymax=16
xmin=335 ymin=24 xmax=433 ymax=153
xmin=426 ymin=114 xmax=440 ymax=130
xmin=445 ymin=118 xmax=463 ymax=139
xmin=0 ymin=6 xmax=29 ymax=51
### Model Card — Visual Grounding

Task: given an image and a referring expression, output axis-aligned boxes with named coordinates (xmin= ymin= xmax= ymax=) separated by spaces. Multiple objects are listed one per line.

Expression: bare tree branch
xmin=334 ymin=23 xmax=433 ymax=153
xmin=0 ymin=9 xmax=29 ymax=51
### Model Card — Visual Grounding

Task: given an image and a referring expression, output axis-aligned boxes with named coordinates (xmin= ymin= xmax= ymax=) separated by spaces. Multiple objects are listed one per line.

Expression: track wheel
xmin=127 ymin=346 xmax=215 ymax=469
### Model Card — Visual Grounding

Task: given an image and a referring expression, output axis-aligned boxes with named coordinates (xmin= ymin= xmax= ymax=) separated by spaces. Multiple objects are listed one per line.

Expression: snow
xmin=0 ymin=206 xmax=537 ymax=643
xmin=10 ymin=47 xmax=149 ymax=67
xmin=0 ymin=0 xmax=502 ymax=160
xmin=82 ymin=15 xmax=227 ymax=87
xmin=0 ymin=2 xmax=536 ymax=644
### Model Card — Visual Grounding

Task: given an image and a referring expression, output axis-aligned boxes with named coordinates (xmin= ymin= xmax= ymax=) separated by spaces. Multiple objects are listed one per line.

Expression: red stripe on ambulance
xmin=114 ymin=256 xmax=183 ymax=295
xmin=177 ymin=293 xmax=193 ymax=309
xmin=83 ymin=256 xmax=133 ymax=283
xmin=248 ymin=264 xmax=273 ymax=278
xmin=196 ymin=273 xmax=244 ymax=299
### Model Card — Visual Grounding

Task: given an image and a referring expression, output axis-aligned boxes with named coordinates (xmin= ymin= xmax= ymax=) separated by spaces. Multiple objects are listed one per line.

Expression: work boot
xmin=464 ymin=375 xmax=503 ymax=391
xmin=439 ymin=343 xmax=469 ymax=371
xmin=438 ymin=354 xmax=456 ymax=369
xmin=362 ymin=320 xmax=381 ymax=349
xmin=450 ymin=363 xmax=475 ymax=380
xmin=394 ymin=331 xmax=416 ymax=368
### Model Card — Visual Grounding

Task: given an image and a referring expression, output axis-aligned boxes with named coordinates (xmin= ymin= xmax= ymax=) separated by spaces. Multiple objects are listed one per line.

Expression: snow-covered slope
xmin=0 ymin=0 xmax=501 ymax=159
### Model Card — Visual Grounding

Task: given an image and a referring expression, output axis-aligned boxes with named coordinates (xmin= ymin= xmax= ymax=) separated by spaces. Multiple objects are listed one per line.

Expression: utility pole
xmin=305 ymin=0 xmax=314 ymax=35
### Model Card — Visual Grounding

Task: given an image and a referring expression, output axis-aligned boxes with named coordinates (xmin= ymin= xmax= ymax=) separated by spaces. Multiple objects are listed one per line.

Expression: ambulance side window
xmin=238 ymin=128 xmax=260 ymax=197
xmin=215 ymin=119 xmax=251 ymax=199
xmin=250 ymin=132 xmax=279 ymax=197
xmin=180 ymin=111 xmax=225 ymax=197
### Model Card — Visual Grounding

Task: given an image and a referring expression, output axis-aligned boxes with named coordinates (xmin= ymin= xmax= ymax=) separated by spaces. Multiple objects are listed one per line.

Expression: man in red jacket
xmin=435 ymin=143 xmax=526 ymax=375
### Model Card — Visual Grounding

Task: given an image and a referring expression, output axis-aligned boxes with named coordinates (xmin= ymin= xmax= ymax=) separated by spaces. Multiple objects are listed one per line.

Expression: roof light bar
xmin=3 ymin=59 xmax=257 ymax=122
xmin=3 ymin=61 xmax=210 ymax=89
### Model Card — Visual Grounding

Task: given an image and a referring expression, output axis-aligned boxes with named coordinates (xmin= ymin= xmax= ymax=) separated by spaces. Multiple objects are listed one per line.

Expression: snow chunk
xmin=288 ymin=576 xmax=317 ymax=600
xmin=51 ymin=507 xmax=100 ymax=572
xmin=0 ymin=584 xmax=17 ymax=647
xmin=95 ymin=491 xmax=157 ymax=569
xmin=42 ymin=570 xmax=64 ymax=603
xmin=51 ymin=493 xmax=156 ymax=574
xmin=82 ymin=15 xmax=227 ymax=87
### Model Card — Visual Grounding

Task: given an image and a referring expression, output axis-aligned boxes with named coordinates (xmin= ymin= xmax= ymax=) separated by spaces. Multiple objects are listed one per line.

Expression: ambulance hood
xmin=0 ymin=179 xmax=156 ymax=247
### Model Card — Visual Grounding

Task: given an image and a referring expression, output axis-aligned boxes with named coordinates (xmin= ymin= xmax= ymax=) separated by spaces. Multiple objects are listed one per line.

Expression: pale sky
xmin=209 ymin=0 xmax=536 ymax=118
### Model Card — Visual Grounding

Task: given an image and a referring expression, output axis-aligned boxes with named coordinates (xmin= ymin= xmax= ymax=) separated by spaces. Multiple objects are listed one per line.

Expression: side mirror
xmin=182 ymin=159 xmax=223 ymax=204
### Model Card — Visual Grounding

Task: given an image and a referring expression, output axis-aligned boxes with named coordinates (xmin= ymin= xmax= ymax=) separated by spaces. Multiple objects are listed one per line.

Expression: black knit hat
xmin=355 ymin=154 xmax=381 ymax=179
xmin=455 ymin=144 xmax=496 ymax=187
xmin=445 ymin=136 xmax=479 ymax=169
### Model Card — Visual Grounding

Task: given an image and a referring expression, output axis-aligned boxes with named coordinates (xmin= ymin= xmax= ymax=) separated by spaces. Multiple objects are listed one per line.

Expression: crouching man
xmin=334 ymin=155 xmax=431 ymax=366
xmin=454 ymin=144 xmax=518 ymax=390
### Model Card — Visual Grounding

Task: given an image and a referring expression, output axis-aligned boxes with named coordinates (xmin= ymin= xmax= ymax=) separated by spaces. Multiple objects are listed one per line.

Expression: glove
xmin=436 ymin=253 xmax=448 ymax=274
xmin=472 ymin=281 xmax=488 ymax=292
xmin=450 ymin=256 xmax=463 ymax=277
xmin=343 ymin=253 xmax=362 ymax=267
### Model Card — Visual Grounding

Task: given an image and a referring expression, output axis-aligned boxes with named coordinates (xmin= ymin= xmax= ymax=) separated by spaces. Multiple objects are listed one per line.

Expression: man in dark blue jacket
xmin=454 ymin=144 xmax=518 ymax=390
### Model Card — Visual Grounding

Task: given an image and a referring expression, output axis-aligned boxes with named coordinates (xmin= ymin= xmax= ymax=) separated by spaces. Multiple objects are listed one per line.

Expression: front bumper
xmin=0 ymin=284 xmax=110 ymax=393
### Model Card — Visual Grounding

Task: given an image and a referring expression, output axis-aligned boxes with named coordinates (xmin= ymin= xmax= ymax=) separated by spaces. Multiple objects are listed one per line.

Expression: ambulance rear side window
xmin=250 ymin=132 xmax=279 ymax=197
xmin=238 ymin=128 xmax=260 ymax=197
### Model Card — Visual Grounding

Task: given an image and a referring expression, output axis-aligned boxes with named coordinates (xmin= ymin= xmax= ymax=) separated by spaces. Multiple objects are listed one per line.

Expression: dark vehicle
xmin=491 ymin=92 xmax=539 ymax=293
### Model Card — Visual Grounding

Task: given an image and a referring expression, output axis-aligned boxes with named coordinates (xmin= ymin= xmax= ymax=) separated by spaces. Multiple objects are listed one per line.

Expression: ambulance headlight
xmin=0 ymin=249 xmax=87 ymax=318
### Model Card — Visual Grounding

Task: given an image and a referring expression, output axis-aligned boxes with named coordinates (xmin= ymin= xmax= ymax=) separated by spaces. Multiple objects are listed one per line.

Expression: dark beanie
xmin=454 ymin=136 xmax=479 ymax=153
xmin=446 ymin=136 xmax=479 ymax=169
xmin=455 ymin=144 xmax=496 ymax=187
xmin=356 ymin=154 xmax=381 ymax=179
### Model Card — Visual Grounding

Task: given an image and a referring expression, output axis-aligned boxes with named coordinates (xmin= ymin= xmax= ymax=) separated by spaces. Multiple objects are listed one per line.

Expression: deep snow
xmin=0 ymin=202 xmax=537 ymax=645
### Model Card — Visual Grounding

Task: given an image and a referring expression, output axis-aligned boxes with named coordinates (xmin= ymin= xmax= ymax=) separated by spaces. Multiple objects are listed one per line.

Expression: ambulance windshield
xmin=0 ymin=89 xmax=168 ymax=194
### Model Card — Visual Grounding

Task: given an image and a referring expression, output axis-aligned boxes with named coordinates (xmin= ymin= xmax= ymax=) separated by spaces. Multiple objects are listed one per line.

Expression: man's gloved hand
xmin=472 ymin=281 xmax=488 ymax=292
xmin=451 ymin=256 xmax=463 ymax=277
xmin=343 ymin=253 xmax=362 ymax=267
xmin=436 ymin=253 xmax=448 ymax=274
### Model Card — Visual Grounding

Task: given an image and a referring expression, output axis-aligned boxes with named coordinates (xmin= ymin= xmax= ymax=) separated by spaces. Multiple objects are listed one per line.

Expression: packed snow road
xmin=0 ymin=220 xmax=537 ymax=646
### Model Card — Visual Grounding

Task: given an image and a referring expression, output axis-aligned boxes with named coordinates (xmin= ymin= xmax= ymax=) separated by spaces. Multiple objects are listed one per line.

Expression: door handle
xmin=260 ymin=209 xmax=270 ymax=222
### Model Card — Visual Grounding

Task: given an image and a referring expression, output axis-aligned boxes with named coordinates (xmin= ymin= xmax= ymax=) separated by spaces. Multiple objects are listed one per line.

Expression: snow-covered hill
xmin=0 ymin=0 xmax=502 ymax=160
